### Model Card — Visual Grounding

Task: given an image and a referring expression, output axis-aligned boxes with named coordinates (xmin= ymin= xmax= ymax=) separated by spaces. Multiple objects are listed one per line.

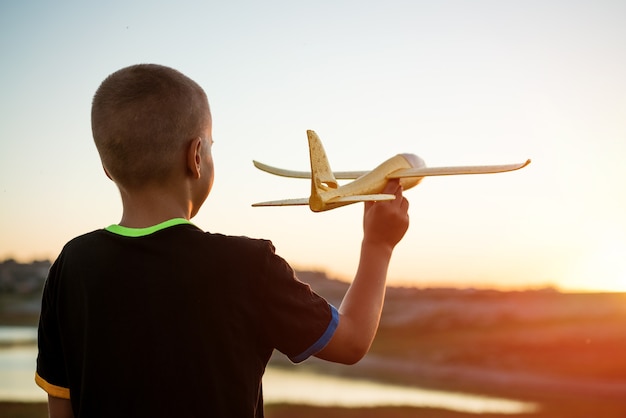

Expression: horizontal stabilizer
xmin=253 ymin=161 xmax=365 ymax=180
xmin=330 ymin=194 xmax=396 ymax=203
xmin=388 ymin=160 xmax=531 ymax=178
xmin=252 ymin=198 xmax=310 ymax=207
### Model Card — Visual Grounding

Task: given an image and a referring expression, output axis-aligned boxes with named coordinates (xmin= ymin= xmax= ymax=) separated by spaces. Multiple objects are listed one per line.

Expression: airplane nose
xmin=400 ymin=153 xmax=425 ymax=168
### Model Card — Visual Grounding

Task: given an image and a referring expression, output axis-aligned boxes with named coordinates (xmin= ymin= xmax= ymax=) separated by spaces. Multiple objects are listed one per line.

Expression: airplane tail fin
xmin=308 ymin=130 xmax=338 ymax=191
xmin=307 ymin=130 xmax=339 ymax=211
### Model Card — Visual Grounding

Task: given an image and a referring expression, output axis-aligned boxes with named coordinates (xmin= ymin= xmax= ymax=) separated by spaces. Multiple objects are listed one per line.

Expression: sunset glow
xmin=1 ymin=1 xmax=626 ymax=294
xmin=566 ymin=236 xmax=626 ymax=293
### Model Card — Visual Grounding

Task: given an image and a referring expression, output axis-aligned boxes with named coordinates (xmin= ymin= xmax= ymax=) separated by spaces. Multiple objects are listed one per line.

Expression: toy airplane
xmin=252 ymin=130 xmax=531 ymax=212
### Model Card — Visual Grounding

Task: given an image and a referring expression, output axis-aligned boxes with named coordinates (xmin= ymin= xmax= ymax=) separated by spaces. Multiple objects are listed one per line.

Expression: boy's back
xmin=38 ymin=220 xmax=336 ymax=417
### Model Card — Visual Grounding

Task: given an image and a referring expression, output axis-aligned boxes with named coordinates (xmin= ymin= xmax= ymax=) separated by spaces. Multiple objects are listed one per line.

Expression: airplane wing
xmin=253 ymin=159 xmax=531 ymax=180
xmin=253 ymin=160 xmax=366 ymax=180
xmin=387 ymin=159 xmax=531 ymax=178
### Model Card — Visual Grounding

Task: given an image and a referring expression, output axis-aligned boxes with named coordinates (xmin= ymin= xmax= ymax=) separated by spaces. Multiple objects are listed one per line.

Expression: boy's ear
xmin=102 ymin=164 xmax=113 ymax=180
xmin=187 ymin=137 xmax=203 ymax=179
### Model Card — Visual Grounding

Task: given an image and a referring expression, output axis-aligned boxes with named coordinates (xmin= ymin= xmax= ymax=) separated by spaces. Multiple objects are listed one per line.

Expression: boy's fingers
xmin=382 ymin=178 xmax=401 ymax=195
xmin=386 ymin=179 xmax=407 ymax=207
xmin=365 ymin=179 xmax=407 ymax=211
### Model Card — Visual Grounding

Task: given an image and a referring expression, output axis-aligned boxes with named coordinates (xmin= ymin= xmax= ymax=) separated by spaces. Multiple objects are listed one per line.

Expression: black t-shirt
xmin=36 ymin=219 xmax=338 ymax=417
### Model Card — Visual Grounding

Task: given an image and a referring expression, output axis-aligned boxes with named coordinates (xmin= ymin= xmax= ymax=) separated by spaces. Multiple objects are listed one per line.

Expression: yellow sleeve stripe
xmin=35 ymin=372 xmax=70 ymax=399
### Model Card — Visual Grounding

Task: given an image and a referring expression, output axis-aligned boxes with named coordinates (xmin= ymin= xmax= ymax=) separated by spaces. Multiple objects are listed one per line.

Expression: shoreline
xmin=2 ymin=401 xmax=625 ymax=418
xmin=3 ymin=355 xmax=626 ymax=418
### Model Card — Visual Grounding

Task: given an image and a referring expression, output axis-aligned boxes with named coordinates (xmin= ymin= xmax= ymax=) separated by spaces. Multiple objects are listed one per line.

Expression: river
xmin=0 ymin=326 xmax=536 ymax=414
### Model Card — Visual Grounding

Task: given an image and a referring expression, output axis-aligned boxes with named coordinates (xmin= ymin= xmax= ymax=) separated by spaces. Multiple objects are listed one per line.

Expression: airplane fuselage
xmin=309 ymin=153 xmax=425 ymax=212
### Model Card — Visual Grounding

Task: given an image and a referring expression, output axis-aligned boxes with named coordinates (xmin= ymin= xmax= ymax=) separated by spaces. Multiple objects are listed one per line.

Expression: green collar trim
xmin=105 ymin=218 xmax=194 ymax=237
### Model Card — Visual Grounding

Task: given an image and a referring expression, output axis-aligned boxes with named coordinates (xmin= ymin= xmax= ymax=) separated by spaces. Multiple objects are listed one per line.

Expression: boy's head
xmin=91 ymin=64 xmax=211 ymax=191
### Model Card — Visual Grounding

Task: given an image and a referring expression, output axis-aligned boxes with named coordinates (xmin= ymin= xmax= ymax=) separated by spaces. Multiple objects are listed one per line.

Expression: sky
xmin=1 ymin=0 xmax=625 ymax=292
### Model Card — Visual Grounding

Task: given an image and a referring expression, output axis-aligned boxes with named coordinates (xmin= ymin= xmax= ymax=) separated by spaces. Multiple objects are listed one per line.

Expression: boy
xmin=35 ymin=64 xmax=410 ymax=418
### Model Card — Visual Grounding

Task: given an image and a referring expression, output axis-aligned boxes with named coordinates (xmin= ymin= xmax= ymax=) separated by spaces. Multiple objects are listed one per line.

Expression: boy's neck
xmin=117 ymin=185 xmax=193 ymax=228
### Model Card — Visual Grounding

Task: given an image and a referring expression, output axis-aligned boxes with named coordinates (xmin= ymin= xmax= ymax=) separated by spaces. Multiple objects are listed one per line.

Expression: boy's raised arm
xmin=316 ymin=179 xmax=409 ymax=364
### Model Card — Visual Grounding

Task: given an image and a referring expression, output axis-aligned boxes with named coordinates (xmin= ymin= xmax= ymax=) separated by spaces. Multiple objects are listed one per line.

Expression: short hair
xmin=91 ymin=64 xmax=210 ymax=189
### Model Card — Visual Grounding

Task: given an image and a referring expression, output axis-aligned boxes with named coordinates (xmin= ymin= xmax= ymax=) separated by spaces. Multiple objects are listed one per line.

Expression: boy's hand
xmin=363 ymin=179 xmax=409 ymax=249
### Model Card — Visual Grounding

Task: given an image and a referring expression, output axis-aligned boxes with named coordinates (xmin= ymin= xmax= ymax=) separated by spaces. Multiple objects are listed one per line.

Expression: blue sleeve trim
xmin=290 ymin=304 xmax=339 ymax=363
